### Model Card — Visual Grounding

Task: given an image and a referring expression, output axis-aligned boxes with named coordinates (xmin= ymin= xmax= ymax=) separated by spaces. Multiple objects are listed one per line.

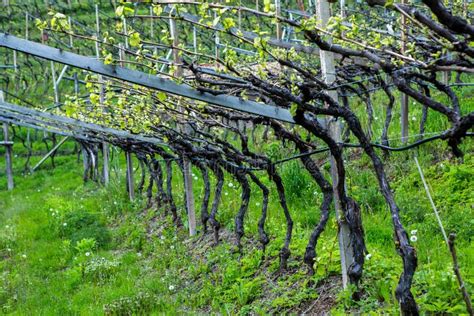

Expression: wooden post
xmin=117 ymin=44 xmax=133 ymax=199
xmin=340 ymin=0 xmax=346 ymax=17
xmin=275 ymin=0 xmax=282 ymax=40
xmin=95 ymin=4 xmax=110 ymax=186
xmin=150 ymin=6 xmax=154 ymax=39
xmin=123 ymin=17 xmax=129 ymax=49
xmin=170 ymin=8 xmax=197 ymax=236
xmin=193 ymin=26 xmax=197 ymax=54
xmin=0 ymin=90 xmax=14 ymax=190
xmin=13 ymin=51 xmax=17 ymax=73
xmin=400 ymin=0 xmax=409 ymax=143
xmin=317 ymin=0 xmax=353 ymax=289
xmin=25 ymin=13 xmax=29 ymax=40
xmin=51 ymin=62 xmax=59 ymax=105
xmin=68 ymin=16 xmax=74 ymax=48
xmin=214 ymin=10 xmax=220 ymax=63
xmin=31 ymin=137 xmax=68 ymax=172
xmin=126 ymin=151 xmax=135 ymax=201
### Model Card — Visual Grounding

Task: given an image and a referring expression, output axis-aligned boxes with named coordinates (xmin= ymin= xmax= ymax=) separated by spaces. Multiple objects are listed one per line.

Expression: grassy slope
xmin=0 ymin=141 xmax=473 ymax=314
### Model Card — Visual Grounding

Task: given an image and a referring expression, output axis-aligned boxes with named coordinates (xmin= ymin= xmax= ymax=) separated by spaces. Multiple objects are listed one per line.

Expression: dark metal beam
xmin=0 ymin=33 xmax=295 ymax=123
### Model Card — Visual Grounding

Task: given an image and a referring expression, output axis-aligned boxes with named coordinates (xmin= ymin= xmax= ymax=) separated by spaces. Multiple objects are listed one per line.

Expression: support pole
xmin=317 ymin=0 xmax=353 ymax=289
xmin=400 ymin=0 xmax=409 ymax=143
xmin=31 ymin=136 xmax=68 ymax=172
xmin=275 ymin=0 xmax=282 ymax=40
xmin=95 ymin=4 xmax=109 ymax=186
xmin=51 ymin=61 xmax=59 ymax=105
xmin=170 ymin=8 xmax=196 ymax=236
xmin=150 ymin=6 xmax=154 ymax=39
xmin=126 ymin=151 xmax=135 ymax=201
xmin=25 ymin=13 xmax=29 ymax=40
xmin=0 ymin=90 xmax=13 ymax=190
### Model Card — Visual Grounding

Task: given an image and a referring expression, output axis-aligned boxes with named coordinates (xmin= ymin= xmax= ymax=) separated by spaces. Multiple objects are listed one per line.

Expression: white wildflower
xmin=410 ymin=235 xmax=418 ymax=242
xmin=411 ymin=116 xmax=416 ymax=121
xmin=21 ymin=254 xmax=27 ymax=258
xmin=137 ymin=252 xmax=142 ymax=257
xmin=63 ymin=223 xmax=68 ymax=227
xmin=228 ymin=182 xmax=234 ymax=188
xmin=85 ymin=252 xmax=91 ymax=257
xmin=256 ymin=202 xmax=261 ymax=207
xmin=170 ymin=245 xmax=175 ymax=250
xmin=169 ymin=285 xmax=175 ymax=291
xmin=365 ymin=253 xmax=372 ymax=260
xmin=410 ymin=229 xmax=417 ymax=235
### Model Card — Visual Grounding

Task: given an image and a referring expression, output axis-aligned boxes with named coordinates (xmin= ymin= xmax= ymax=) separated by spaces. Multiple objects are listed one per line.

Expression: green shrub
xmin=60 ymin=211 xmax=110 ymax=248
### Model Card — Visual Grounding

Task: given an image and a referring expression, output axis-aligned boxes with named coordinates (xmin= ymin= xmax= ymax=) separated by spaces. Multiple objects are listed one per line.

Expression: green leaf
xmin=212 ymin=16 xmax=221 ymax=27
xmin=115 ymin=6 xmax=124 ymax=17
xmin=290 ymin=103 xmax=298 ymax=116
xmin=152 ymin=5 xmax=163 ymax=16
xmin=90 ymin=93 xmax=100 ymax=105
xmin=129 ymin=32 xmax=141 ymax=47
xmin=104 ymin=53 xmax=114 ymax=65
xmin=157 ymin=92 xmax=167 ymax=102
xmin=223 ymin=18 xmax=235 ymax=30
xmin=264 ymin=0 xmax=272 ymax=12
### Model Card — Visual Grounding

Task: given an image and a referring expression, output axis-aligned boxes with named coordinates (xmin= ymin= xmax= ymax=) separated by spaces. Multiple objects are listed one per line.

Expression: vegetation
xmin=0 ymin=140 xmax=473 ymax=314
xmin=0 ymin=0 xmax=473 ymax=314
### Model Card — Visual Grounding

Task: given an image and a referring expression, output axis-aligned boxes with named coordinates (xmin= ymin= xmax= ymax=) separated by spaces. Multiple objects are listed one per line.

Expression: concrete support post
xmin=317 ymin=0 xmax=354 ymax=289
xmin=170 ymin=9 xmax=197 ymax=236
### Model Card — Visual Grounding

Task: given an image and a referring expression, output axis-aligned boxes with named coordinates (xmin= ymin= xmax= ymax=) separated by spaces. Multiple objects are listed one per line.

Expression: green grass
xmin=0 ymin=144 xmax=473 ymax=314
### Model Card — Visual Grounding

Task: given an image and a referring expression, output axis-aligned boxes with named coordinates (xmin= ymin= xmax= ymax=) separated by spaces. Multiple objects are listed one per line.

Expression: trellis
xmin=1 ymin=1 xmax=473 ymax=315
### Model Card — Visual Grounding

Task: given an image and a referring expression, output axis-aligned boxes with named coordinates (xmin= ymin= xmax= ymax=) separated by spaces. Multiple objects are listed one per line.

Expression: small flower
xmin=63 ymin=223 xmax=68 ymax=227
xmin=365 ymin=253 xmax=372 ymax=260
xmin=5 ymin=225 xmax=9 ymax=229
xmin=170 ymin=245 xmax=175 ymax=250
xmin=256 ymin=202 xmax=261 ymax=207
xmin=410 ymin=235 xmax=418 ymax=242
xmin=137 ymin=252 xmax=142 ymax=257
xmin=193 ymin=177 xmax=198 ymax=181
xmin=224 ymin=192 xmax=228 ymax=196
xmin=21 ymin=254 xmax=27 ymax=258
xmin=7 ymin=248 xmax=11 ymax=252
xmin=113 ymin=201 xmax=118 ymax=205
xmin=228 ymin=182 xmax=234 ymax=188
xmin=85 ymin=252 xmax=91 ymax=257
xmin=410 ymin=229 xmax=417 ymax=235
xmin=160 ymin=235 xmax=166 ymax=240
xmin=168 ymin=285 xmax=175 ymax=291
xmin=411 ymin=116 xmax=416 ymax=121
